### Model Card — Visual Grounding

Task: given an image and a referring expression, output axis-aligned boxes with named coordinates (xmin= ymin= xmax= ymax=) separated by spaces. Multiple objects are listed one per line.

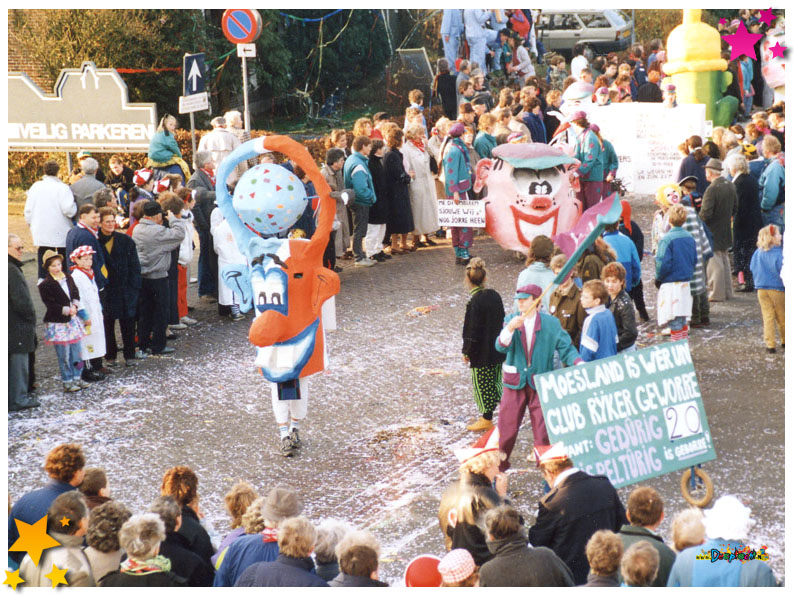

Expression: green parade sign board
xmin=535 ymin=341 xmax=716 ymax=488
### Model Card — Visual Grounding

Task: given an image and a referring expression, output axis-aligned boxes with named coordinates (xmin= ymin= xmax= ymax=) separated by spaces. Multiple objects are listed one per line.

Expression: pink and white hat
xmin=69 ymin=245 xmax=96 ymax=262
xmin=437 ymin=549 xmax=476 ymax=584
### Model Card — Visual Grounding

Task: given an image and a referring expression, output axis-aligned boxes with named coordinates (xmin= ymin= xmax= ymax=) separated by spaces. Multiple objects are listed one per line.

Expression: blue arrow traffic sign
xmin=183 ymin=53 xmax=205 ymax=96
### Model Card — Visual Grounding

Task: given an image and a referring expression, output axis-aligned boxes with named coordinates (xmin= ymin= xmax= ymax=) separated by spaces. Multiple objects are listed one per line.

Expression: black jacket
xmin=177 ymin=506 xmax=215 ymax=568
xmin=479 ymin=530 xmax=575 ymax=587
xmin=436 ymin=72 xmax=459 ymax=120
xmin=106 ymin=165 xmax=135 ymax=195
xmin=9 ymin=256 xmax=36 ymax=354
xmin=187 ymin=168 xmax=217 ymax=233
xmin=367 ymin=154 xmax=390 ymax=225
xmin=438 ymin=472 xmax=506 ymax=566
xmin=607 ymin=290 xmax=637 ymax=351
xmin=462 ymin=287 xmax=506 ymax=368
xmin=235 ymin=554 xmax=328 ymax=587
xmin=328 ymin=573 xmax=388 ymax=587
xmin=528 ymin=470 xmax=627 ymax=585
xmin=158 ymin=531 xmax=214 ymax=587
xmin=383 ymin=149 xmax=414 ymax=235
xmin=98 ymin=231 xmax=141 ymax=320
xmin=38 ymin=273 xmax=80 ymax=323
xmin=99 ymin=570 xmax=186 ymax=587
xmin=732 ymin=173 xmax=763 ymax=245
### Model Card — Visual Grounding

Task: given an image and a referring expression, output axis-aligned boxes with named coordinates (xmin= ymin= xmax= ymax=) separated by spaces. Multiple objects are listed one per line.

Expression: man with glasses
xmin=8 ymin=234 xmax=40 ymax=411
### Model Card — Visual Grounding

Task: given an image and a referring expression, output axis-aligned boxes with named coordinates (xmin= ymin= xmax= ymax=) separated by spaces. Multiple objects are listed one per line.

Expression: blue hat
xmin=515 ymin=284 xmax=543 ymax=299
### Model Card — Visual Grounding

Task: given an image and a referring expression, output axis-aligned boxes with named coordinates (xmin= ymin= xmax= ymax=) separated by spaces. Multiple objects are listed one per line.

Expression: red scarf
xmin=261 ymin=527 xmax=279 ymax=543
xmin=410 ymin=138 xmax=426 ymax=153
xmin=72 ymin=265 xmax=94 ymax=280
xmin=77 ymin=221 xmax=99 ymax=239
xmin=201 ymin=167 xmax=216 ymax=187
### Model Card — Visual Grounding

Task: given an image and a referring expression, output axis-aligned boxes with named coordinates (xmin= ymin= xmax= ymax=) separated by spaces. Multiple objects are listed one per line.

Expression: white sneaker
xmin=168 ymin=323 xmax=188 ymax=330
xmin=189 ymin=277 xmax=198 ymax=283
xmin=354 ymin=257 xmax=376 ymax=267
xmin=180 ymin=316 xmax=198 ymax=326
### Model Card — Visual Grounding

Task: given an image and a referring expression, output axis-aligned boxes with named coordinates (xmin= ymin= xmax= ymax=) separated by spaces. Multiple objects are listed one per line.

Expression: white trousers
xmin=365 ymin=223 xmax=387 ymax=258
xmin=270 ymin=377 xmax=309 ymax=424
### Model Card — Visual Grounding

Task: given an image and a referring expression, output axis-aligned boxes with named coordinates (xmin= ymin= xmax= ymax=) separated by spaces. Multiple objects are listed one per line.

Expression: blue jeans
xmin=443 ymin=34 xmax=460 ymax=74
xmin=670 ymin=316 xmax=687 ymax=331
xmin=54 ymin=343 xmax=82 ymax=382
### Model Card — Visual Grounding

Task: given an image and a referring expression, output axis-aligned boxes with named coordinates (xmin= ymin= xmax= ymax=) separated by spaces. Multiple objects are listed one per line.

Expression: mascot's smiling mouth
xmin=255 ymin=318 xmax=319 ymax=383
xmin=511 ymin=203 xmax=559 ymax=247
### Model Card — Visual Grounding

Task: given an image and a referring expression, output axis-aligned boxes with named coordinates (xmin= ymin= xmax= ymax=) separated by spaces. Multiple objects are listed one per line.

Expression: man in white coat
xmin=198 ymin=117 xmax=242 ymax=185
xmin=24 ymin=160 xmax=77 ymax=280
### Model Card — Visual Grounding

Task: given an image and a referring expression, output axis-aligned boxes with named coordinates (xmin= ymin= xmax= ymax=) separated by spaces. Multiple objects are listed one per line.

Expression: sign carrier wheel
xmin=680 ymin=466 xmax=714 ymax=508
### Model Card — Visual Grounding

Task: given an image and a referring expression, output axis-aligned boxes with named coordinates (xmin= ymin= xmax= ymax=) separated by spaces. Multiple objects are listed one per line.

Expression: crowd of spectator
xmin=7 ymin=443 xmax=779 ymax=587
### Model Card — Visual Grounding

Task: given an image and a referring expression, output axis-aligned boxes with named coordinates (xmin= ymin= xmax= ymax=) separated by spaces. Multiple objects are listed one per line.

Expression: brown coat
xmin=549 ymin=282 xmax=586 ymax=348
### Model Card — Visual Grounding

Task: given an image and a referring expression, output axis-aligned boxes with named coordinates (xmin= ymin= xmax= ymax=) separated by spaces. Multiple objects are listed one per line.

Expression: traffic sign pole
xmin=190 ymin=112 xmax=197 ymax=169
xmin=241 ymin=54 xmax=250 ymax=131
xmin=221 ymin=9 xmax=262 ymax=133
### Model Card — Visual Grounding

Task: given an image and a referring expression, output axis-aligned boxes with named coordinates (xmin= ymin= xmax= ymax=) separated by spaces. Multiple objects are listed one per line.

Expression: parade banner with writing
xmin=583 ymin=103 xmax=706 ymax=196
xmin=535 ymin=341 xmax=715 ymax=488
xmin=437 ymin=200 xmax=486 ymax=228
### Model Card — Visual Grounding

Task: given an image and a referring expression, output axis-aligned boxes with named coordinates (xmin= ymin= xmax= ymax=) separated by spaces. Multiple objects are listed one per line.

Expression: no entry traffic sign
xmin=221 ymin=9 xmax=263 ymax=44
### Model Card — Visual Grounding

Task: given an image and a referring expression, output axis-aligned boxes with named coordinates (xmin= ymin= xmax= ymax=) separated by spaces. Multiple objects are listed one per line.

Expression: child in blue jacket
xmin=750 ymin=224 xmax=785 ymax=353
xmin=579 ymin=279 xmax=619 ymax=361
xmin=655 ymin=204 xmax=696 ymax=341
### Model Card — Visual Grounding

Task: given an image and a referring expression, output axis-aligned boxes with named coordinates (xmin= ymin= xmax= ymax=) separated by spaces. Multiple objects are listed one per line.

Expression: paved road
xmin=7 ymin=197 xmax=785 ymax=584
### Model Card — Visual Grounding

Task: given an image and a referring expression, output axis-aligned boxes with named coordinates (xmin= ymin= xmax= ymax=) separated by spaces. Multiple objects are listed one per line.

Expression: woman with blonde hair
xmin=211 ymin=481 xmax=258 ymax=567
xmin=403 ymin=125 xmax=439 ymax=248
xmin=352 ymin=117 xmax=373 ymax=139
xmin=438 ymin=428 xmax=508 ymax=565
xmin=473 ymin=113 xmax=498 ymax=159
xmin=324 ymin=129 xmax=349 ymax=156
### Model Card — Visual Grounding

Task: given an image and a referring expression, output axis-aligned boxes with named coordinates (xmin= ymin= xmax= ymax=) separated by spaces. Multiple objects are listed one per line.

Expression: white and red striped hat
xmin=69 ymin=245 xmax=96 ymax=262
xmin=437 ymin=549 xmax=475 ymax=584
xmin=133 ymin=168 xmax=153 ymax=186
xmin=154 ymin=178 xmax=171 ymax=194
xmin=454 ymin=426 xmax=500 ymax=464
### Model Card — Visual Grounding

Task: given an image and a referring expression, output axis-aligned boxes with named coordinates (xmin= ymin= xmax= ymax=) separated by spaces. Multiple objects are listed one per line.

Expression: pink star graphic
xmin=722 ymin=21 xmax=764 ymax=61
xmin=758 ymin=8 xmax=776 ymax=28
xmin=719 ymin=18 xmax=727 ymax=26
xmin=769 ymin=42 xmax=787 ymax=59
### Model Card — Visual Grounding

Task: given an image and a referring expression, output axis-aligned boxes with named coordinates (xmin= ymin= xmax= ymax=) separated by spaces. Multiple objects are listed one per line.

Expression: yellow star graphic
xmin=59 ymin=516 xmax=70 ymax=528
xmin=3 ymin=569 xmax=25 ymax=591
xmin=44 ymin=564 xmax=69 ymax=588
xmin=8 ymin=515 xmax=61 ymax=566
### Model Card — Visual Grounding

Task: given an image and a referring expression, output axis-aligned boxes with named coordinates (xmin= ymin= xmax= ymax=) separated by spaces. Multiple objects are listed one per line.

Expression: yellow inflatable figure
xmin=663 ymin=9 xmax=739 ymax=128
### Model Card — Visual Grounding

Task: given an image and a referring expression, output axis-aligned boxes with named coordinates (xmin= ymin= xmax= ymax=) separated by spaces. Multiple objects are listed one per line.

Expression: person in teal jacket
xmin=442 ymin=122 xmax=475 ymax=264
xmin=591 ymin=124 xmax=618 ymax=201
xmin=570 ymin=112 xmax=604 ymax=211
xmin=494 ymin=283 xmax=583 ymax=471
xmin=758 ymin=135 xmax=784 ymax=233
xmin=343 ymin=136 xmax=377 ymax=265
xmin=147 ymin=114 xmax=189 ymax=181
xmin=473 ymin=115 xmax=497 ymax=159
